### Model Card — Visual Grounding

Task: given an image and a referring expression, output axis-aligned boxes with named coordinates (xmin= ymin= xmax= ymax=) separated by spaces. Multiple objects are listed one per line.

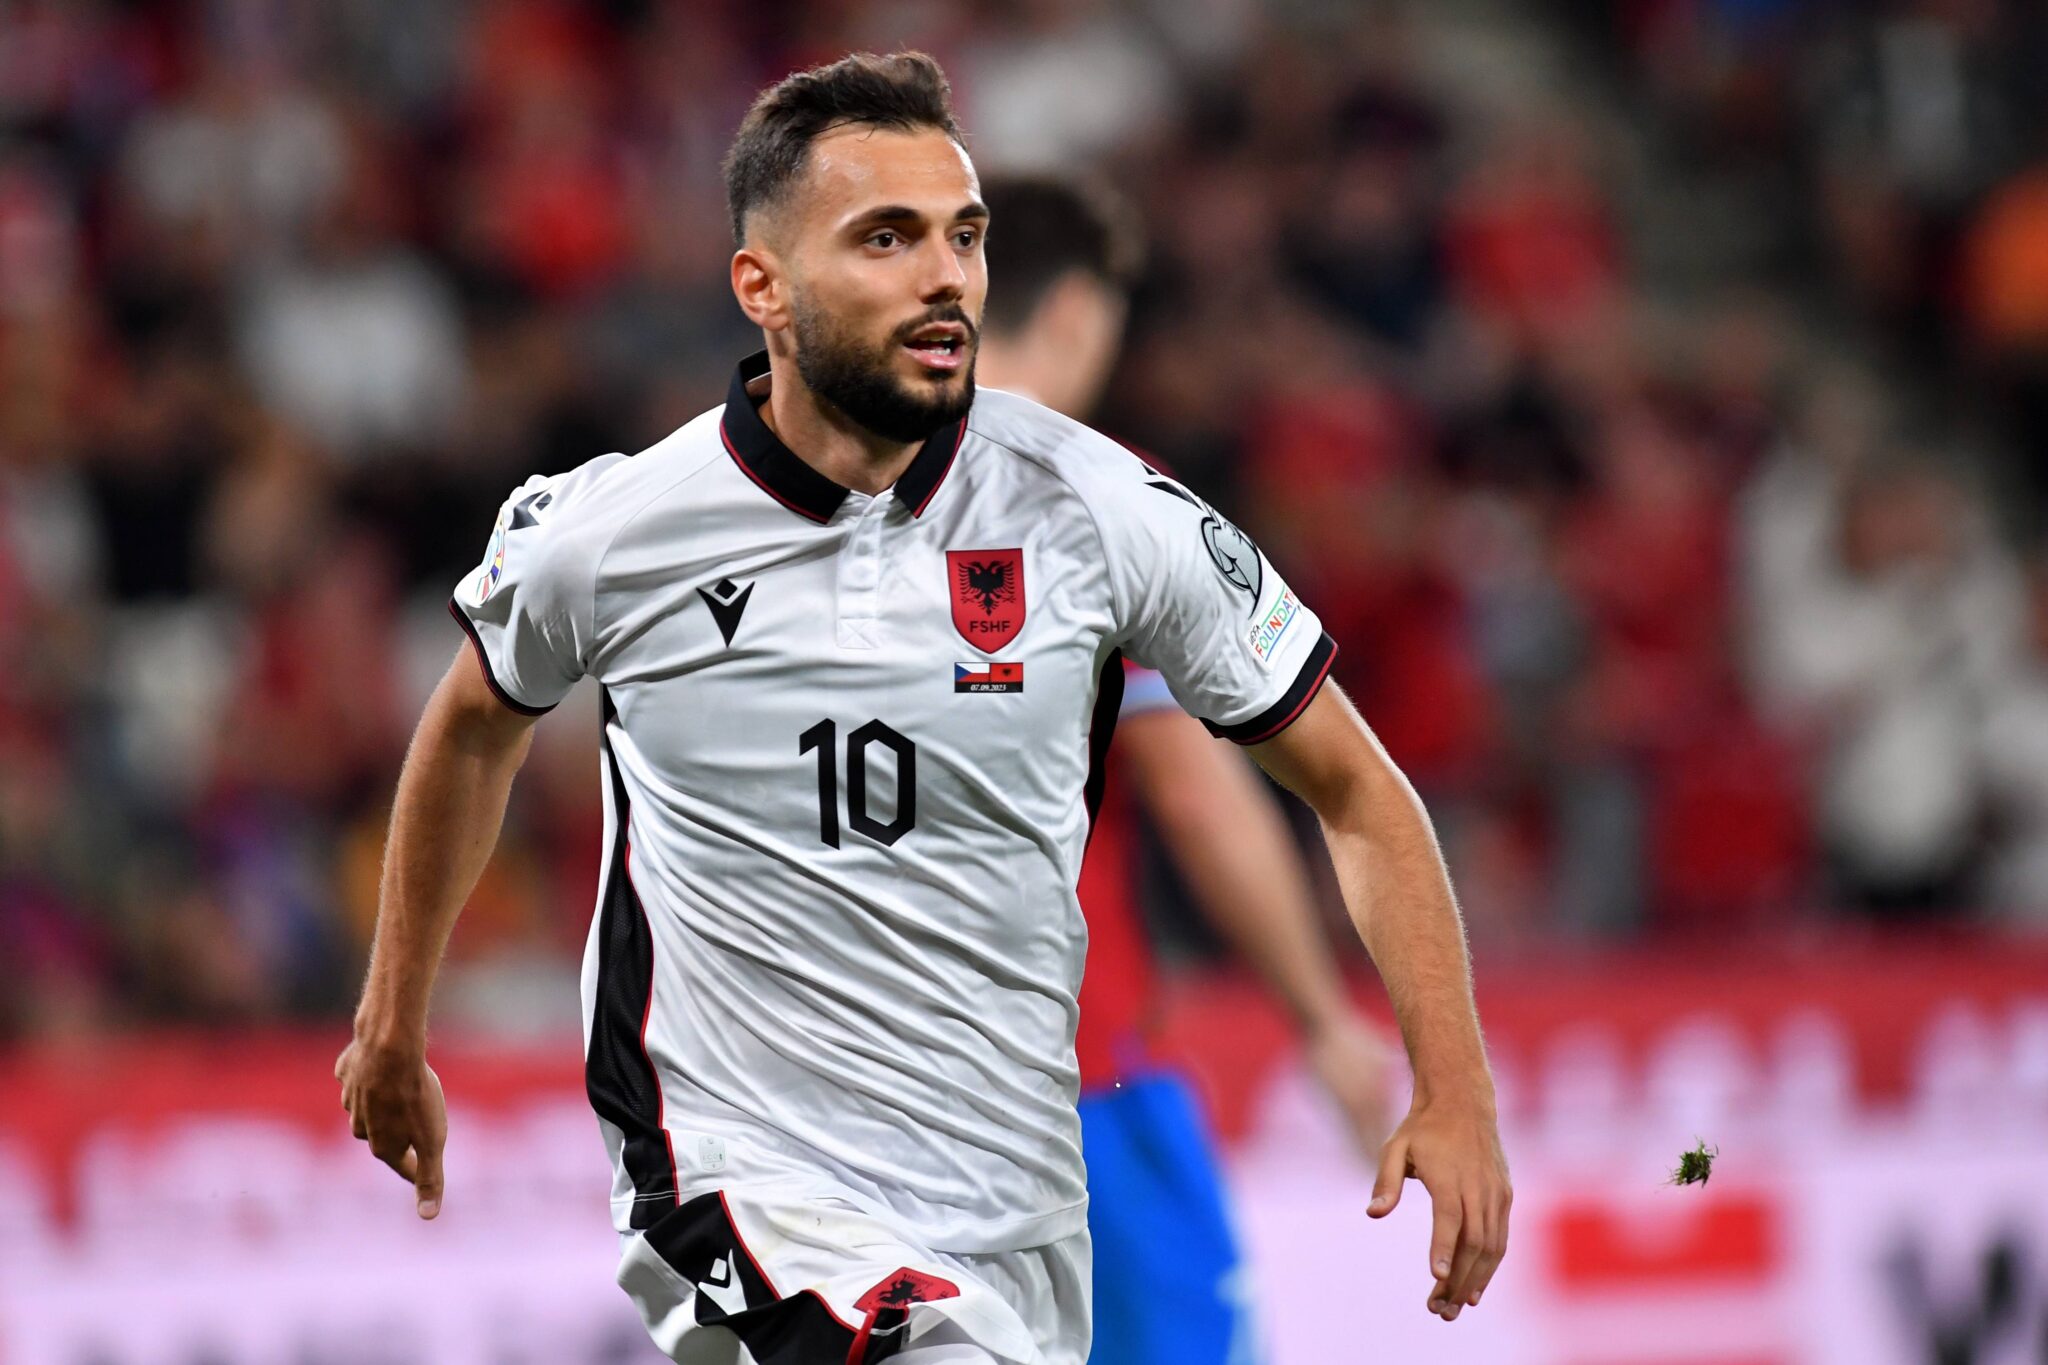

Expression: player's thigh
xmin=616 ymin=1181 xmax=1041 ymax=1364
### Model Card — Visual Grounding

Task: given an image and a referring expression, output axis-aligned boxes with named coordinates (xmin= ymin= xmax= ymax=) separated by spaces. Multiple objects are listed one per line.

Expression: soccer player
xmin=975 ymin=173 xmax=1397 ymax=1365
xmin=336 ymin=52 xmax=1510 ymax=1365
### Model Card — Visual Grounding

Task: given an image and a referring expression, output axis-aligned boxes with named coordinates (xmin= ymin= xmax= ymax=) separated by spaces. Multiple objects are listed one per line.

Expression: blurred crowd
xmin=4 ymin=0 xmax=2048 ymax=1041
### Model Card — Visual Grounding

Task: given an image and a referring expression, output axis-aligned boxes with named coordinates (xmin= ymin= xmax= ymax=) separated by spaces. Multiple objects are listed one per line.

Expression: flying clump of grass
xmin=1669 ymin=1139 xmax=1718 ymax=1187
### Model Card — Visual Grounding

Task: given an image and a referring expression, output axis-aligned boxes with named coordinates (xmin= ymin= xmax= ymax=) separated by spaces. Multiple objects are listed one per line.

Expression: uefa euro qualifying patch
xmin=1244 ymin=586 xmax=1301 ymax=669
xmin=473 ymin=511 xmax=510 ymax=604
xmin=1201 ymin=512 xmax=1262 ymax=604
xmin=472 ymin=486 xmax=553 ymax=604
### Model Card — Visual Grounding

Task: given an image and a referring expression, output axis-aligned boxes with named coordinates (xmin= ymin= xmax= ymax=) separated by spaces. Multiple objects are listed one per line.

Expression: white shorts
xmin=615 ymin=1177 xmax=1092 ymax=1365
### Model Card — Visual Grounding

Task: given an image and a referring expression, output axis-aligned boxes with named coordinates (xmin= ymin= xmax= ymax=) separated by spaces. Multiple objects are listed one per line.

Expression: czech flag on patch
xmin=955 ymin=661 xmax=1023 ymax=694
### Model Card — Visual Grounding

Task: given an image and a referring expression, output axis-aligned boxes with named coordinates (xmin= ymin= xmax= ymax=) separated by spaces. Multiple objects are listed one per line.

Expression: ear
xmin=732 ymin=245 xmax=791 ymax=334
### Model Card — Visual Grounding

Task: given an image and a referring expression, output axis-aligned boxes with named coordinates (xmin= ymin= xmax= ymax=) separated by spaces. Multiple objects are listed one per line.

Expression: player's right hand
xmin=335 ymin=1038 xmax=447 ymax=1219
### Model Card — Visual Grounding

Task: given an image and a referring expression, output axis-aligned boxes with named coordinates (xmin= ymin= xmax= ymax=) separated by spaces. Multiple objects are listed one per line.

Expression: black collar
xmin=719 ymin=351 xmax=967 ymax=523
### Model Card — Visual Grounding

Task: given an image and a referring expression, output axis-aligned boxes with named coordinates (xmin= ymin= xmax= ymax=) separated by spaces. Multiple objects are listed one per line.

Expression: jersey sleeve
xmin=1099 ymin=461 xmax=1337 ymax=745
xmin=449 ymin=456 xmax=626 ymax=714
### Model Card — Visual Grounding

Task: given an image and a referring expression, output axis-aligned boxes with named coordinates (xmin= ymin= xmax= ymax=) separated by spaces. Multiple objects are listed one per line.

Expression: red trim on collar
xmin=907 ymin=420 xmax=967 ymax=518
xmin=720 ymin=419 xmax=835 ymax=524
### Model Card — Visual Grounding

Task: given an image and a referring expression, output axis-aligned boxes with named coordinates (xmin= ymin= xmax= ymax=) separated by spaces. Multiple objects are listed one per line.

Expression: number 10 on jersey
xmin=798 ymin=719 xmax=917 ymax=848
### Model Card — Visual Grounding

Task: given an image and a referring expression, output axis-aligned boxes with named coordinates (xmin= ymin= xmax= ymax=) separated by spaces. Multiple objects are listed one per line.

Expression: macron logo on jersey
xmin=509 ymin=488 xmax=553 ymax=528
xmin=697 ymin=577 xmax=754 ymax=646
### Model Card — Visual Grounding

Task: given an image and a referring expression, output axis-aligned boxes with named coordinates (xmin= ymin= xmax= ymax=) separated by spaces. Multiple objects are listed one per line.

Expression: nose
xmin=916 ymin=233 xmax=966 ymax=304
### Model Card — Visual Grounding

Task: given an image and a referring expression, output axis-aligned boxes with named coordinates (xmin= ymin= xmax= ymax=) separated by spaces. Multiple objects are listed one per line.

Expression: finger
xmin=1466 ymin=1185 xmax=1512 ymax=1305
xmin=1368 ymin=1135 xmax=1408 ymax=1218
xmin=368 ymin=1132 xmax=414 ymax=1178
xmin=414 ymin=1135 xmax=445 ymax=1220
xmin=1427 ymin=1261 xmax=1453 ymax=1320
xmin=334 ymin=1048 xmax=348 ymax=1081
xmin=395 ymin=1147 xmax=419 ymax=1184
xmin=1442 ymin=1191 xmax=1488 ymax=1316
xmin=1425 ymin=1182 xmax=1461 ymax=1314
xmin=1465 ymin=1245 xmax=1502 ymax=1308
xmin=351 ymin=1110 xmax=368 ymax=1141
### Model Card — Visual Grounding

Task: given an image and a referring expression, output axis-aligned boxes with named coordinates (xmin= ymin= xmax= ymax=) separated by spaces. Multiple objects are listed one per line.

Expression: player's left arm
xmin=1246 ymin=681 xmax=1510 ymax=1323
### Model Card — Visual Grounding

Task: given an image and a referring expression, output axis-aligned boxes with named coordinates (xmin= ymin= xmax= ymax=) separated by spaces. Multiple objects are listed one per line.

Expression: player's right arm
xmin=337 ymin=456 xmax=622 ymax=1220
xmin=335 ymin=645 xmax=540 ymax=1220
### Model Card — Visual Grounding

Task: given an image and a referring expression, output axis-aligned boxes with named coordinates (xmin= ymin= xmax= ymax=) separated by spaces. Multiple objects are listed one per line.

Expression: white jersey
xmin=451 ymin=352 xmax=1334 ymax=1253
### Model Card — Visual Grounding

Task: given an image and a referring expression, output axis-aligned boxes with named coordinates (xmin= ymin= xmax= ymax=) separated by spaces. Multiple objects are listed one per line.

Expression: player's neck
xmin=758 ymin=357 xmax=923 ymax=497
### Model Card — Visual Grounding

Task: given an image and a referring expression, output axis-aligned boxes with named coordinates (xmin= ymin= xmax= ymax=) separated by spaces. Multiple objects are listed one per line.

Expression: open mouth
xmin=903 ymin=324 xmax=969 ymax=373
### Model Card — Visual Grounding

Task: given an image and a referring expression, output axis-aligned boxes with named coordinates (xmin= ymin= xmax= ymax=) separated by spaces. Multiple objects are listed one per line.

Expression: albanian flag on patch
xmin=954 ymin=661 xmax=1023 ymax=694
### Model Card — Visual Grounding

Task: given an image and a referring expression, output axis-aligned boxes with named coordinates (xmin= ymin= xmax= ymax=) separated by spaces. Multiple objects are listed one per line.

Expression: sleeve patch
xmin=1201 ymin=511 xmax=1263 ymax=605
xmin=1245 ymin=587 xmax=1303 ymax=670
xmin=1205 ymin=632 xmax=1338 ymax=745
xmin=473 ymin=511 xmax=510 ymax=604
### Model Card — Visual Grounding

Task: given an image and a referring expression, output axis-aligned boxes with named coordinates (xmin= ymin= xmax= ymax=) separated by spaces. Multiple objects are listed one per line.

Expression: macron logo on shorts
xmin=697 ymin=1255 xmax=747 ymax=1318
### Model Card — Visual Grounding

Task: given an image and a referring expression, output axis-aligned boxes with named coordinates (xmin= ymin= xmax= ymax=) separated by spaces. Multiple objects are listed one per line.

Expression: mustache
xmin=890 ymin=306 xmax=979 ymax=346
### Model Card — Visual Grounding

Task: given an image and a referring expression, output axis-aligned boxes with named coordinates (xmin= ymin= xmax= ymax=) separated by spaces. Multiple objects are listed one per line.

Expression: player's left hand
xmin=1303 ymin=1011 xmax=1395 ymax=1158
xmin=1367 ymin=1094 xmax=1511 ymax=1322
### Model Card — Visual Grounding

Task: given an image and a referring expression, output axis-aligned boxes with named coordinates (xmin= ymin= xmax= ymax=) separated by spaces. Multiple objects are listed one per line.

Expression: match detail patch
xmin=955 ymin=662 xmax=1023 ymax=694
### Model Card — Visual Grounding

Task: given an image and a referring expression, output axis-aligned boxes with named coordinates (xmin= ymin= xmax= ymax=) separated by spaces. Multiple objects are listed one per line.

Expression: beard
xmin=791 ymin=297 xmax=977 ymax=444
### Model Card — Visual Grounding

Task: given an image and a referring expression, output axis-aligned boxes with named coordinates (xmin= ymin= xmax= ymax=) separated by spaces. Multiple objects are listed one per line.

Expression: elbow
xmin=424 ymin=655 xmax=540 ymax=760
xmin=1312 ymin=753 xmax=1429 ymax=847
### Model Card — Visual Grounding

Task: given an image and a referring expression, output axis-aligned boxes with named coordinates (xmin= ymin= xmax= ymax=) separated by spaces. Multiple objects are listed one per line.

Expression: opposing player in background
xmin=337 ymin=52 xmax=1509 ymax=1364
xmin=976 ymin=174 xmax=1397 ymax=1365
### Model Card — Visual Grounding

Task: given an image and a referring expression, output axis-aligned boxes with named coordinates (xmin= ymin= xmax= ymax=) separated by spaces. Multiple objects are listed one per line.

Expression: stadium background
xmin=4 ymin=0 xmax=2048 ymax=1361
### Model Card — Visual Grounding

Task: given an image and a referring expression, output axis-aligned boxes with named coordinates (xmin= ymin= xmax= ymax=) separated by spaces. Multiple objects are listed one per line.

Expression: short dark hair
xmin=980 ymin=175 xmax=1145 ymax=336
xmin=723 ymin=51 xmax=965 ymax=245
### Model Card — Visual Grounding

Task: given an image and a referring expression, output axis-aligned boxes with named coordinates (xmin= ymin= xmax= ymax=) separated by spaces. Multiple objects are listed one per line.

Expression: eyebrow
xmin=849 ymin=201 xmax=991 ymax=230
